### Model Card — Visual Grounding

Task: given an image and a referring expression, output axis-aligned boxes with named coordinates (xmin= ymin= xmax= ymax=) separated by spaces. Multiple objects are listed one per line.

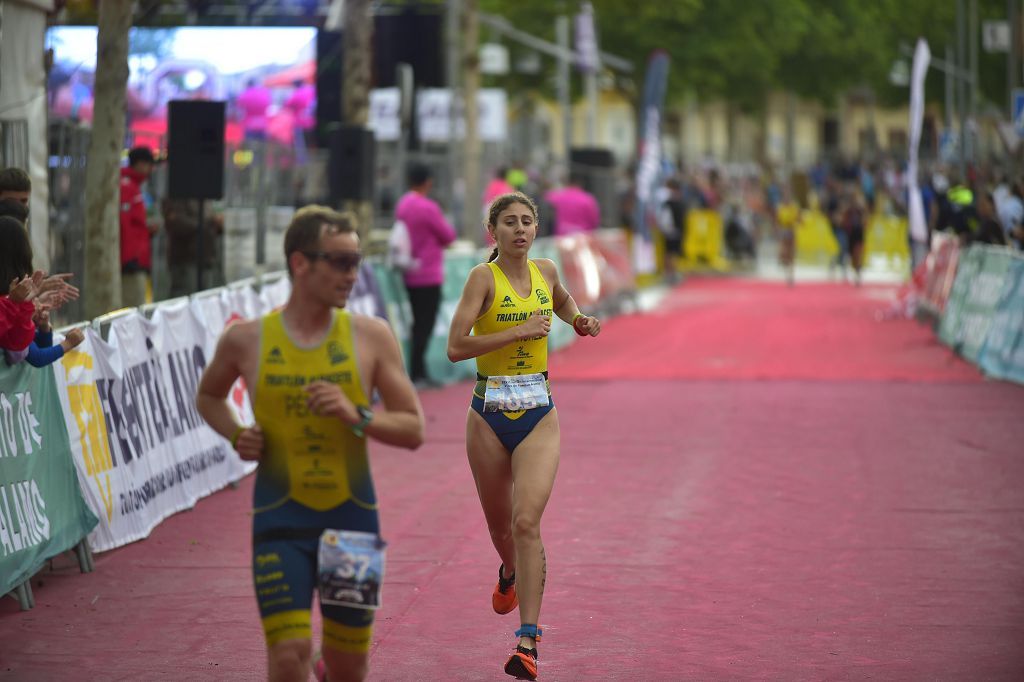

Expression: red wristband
xmin=572 ymin=313 xmax=588 ymax=337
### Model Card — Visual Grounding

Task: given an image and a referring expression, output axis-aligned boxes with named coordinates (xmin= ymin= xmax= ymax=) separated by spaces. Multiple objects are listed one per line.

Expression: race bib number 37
xmin=318 ymin=530 xmax=387 ymax=610
xmin=483 ymin=373 xmax=549 ymax=413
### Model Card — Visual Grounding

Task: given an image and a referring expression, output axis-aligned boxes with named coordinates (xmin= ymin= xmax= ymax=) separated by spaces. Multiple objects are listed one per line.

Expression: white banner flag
xmin=908 ymin=38 xmax=931 ymax=243
xmin=53 ymin=306 xmax=254 ymax=552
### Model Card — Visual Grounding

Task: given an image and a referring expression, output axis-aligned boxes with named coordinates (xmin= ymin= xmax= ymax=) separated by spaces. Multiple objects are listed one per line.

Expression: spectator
xmin=0 ymin=167 xmax=30 ymax=208
xmin=0 ymin=197 xmax=29 ymax=224
xmin=545 ymin=175 xmax=601 ymax=236
xmin=972 ymin=191 xmax=1007 ymax=246
xmin=0 ymin=216 xmax=79 ymax=354
xmin=657 ymin=177 xmax=686 ymax=278
xmin=162 ymin=198 xmax=224 ymax=298
xmin=482 ymin=167 xmax=515 ymax=244
xmin=0 ymin=217 xmax=38 ymax=353
xmin=120 ymin=146 xmax=159 ymax=308
xmin=395 ymin=163 xmax=457 ymax=384
xmin=995 ymin=179 xmax=1024 ymax=249
xmin=483 ymin=166 xmax=515 ymax=208
xmin=284 ymin=79 xmax=316 ymax=145
xmin=841 ymin=187 xmax=868 ymax=286
xmin=237 ymin=78 xmax=271 ymax=143
xmin=6 ymin=306 xmax=84 ymax=367
xmin=1 ymin=167 xmax=32 ymax=232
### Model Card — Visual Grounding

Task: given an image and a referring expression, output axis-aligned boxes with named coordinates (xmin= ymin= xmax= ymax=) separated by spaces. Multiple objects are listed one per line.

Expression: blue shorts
xmin=252 ymin=500 xmax=379 ymax=652
xmin=471 ymin=379 xmax=554 ymax=453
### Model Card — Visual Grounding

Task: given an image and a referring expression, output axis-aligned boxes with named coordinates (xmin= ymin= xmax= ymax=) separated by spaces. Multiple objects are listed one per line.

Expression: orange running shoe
xmin=504 ymin=645 xmax=538 ymax=680
xmin=492 ymin=563 xmax=518 ymax=614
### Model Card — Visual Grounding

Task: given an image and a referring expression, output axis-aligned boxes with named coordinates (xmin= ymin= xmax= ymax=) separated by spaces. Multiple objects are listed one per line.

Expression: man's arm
xmin=304 ymin=316 xmax=424 ymax=449
xmin=362 ymin=317 xmax=424 ymax=449
xmin=196 ymin=322 xmax=263 ymax=460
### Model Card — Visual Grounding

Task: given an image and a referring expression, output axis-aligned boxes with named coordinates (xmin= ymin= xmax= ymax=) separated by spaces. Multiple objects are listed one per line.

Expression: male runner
xmin=197 ymin=205 xmax=424 ymax=682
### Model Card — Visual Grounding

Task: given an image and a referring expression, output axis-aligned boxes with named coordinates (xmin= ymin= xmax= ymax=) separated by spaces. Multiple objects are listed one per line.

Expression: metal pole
xmin=946 ymin=44 xmax=955 ymax=131
xmin=556 ymin=16 xmax=572 ymax=168
xmin=196 ymin=200 xmax=205 ymax=292
xmin=581 ymin=3 xmax=599 ymax=145
xmin=969 ymin=0 xmax=978 ymax=163
xmin=446 ymin=0 xmax=460 ymax=223
xmin=954 ymin=0 xmax=962 ymax=175
xmin=1009 ymin=0 xmax=1017 ymax=119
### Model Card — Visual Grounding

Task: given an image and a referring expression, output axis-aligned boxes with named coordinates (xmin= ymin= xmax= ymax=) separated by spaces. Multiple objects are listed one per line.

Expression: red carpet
xmin=2 ymin=278 xmax=1022 ymax=681
xmin=551 ymin=279 xmax=983 ymax=382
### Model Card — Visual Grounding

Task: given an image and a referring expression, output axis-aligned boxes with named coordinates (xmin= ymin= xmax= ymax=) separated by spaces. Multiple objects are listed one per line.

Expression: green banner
xmin=0 ymin=363 xmax=98 ymax=596
xmin=425 ymin=249 xmax=482 ymax=384
xmin=369 ymin=261 xmax=414 ymax=366
xmin=938 ymin=246 xmax=1013 ymax=362
xmin=977 ymin=257 xmax=1024 ymax=384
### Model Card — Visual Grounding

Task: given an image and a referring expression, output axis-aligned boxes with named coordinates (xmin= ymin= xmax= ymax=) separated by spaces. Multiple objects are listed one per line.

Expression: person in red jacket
xmin=120 ymin=147 xmax=158 ymax=308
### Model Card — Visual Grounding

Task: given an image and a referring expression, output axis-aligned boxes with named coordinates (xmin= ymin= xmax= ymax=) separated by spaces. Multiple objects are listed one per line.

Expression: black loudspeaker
xmin=569 ymin=147 xmax=615 ymax=169
xmin=316 ymin=30 xmax=344 ymax=147
xmin=328 ymin=125 xmax=375 ymax=204
xmin=373 ymin=7 xmax=444 ymax=88
xmin=167 ymin=100 xmax=225 ymax=199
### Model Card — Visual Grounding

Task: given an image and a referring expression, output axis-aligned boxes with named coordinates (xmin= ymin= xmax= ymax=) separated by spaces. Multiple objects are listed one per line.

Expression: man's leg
xmin=254 ymin=539 xmax=316 ymax=681
xmin=320 ymin=641 xmax=370 ymax=682
xmin=121 ymin=271 xmax=148 ymax=308
xmin=319 ymin=609 xmax=375 ymax=681
xmin=268 ymin=638 xmax=313 ymax=682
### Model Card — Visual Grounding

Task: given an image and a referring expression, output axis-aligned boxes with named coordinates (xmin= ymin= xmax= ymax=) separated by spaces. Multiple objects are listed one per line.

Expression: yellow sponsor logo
xmin=255 ymin=552 xmax=281 ymax=567
xmin=63 ymin=350 xmax=115 ymax=522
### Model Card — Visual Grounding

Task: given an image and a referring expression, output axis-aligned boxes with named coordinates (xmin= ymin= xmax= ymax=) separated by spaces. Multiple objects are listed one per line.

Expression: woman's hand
xmin=8 ymin=275 xmax=37 ymax=303
xmin=517 ymin=310 xmax=551 ymax=340
xmin=574 ymin=315 xmax=601 ymax=337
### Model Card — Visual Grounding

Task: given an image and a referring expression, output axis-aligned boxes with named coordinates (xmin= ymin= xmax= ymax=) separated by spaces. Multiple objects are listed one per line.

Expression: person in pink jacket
xmin=394 ymin=163 xmax=457 ymax=383
xmin=545 ymin=175 xmax=600 ymax=236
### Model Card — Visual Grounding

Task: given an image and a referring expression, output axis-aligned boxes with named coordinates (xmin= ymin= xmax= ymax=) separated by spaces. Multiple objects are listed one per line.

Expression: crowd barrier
xmin=938 ymin=245 xmax=1024 ymax=379
xmin=794 ymin=209 xmax=911 ymax=272
xmin=0 ymin=229 xmax=636 ymax=610
xmin=902 ymin=235 xmax=1024 ymax=385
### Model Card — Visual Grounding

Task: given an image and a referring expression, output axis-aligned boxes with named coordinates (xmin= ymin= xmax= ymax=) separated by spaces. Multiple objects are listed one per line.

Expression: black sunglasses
xmin=303 ymin=251 xmax=362 ymax=272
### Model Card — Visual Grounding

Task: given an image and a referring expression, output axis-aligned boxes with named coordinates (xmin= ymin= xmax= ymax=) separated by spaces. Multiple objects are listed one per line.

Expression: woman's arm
xmin=447 ymin=264 xmax=550 ymax=363
xmin=537 ymin=259 xmax=602 ymax=337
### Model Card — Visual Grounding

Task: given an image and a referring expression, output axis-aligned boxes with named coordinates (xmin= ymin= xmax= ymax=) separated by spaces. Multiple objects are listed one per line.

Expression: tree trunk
xmin=460 ymin=0 xmax=481 ymax=241
xmin=83 ymin=0 xmax=133 ymax=319
xmin=342 ymin=0 xmax=373 ymax=236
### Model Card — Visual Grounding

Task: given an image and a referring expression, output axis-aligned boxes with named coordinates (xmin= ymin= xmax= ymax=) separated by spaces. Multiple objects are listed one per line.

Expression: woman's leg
xmin=466 ymin=409 xmax=516 ymax=572
xmin=508 ymin=409 xmax=560 ymax=648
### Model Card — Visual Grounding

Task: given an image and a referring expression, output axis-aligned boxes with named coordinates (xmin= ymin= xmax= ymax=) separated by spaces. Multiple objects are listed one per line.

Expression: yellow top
xmin=252 ymin=309 xmax=375 ymax=514
xmin=472 ymin=260 xmax=553 ymax=377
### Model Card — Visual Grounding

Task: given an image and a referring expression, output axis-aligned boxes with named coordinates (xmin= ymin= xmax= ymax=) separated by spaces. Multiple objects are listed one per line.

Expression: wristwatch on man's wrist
xmin=352 ymin=405 xmax=374 ymax=437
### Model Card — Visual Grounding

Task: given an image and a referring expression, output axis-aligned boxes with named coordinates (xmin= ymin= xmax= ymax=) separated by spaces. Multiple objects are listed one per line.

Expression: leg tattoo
xmin=540 ymin=545 xmax=547 ymax=596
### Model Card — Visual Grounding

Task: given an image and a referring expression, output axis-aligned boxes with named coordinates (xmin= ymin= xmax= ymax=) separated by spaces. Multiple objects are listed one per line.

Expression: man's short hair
xmin=128 ymin=146 xmax=156 ymax=166
xmin=407 ymin=163 xmax=432 ymax=188
xmin=283 ymin=204 xmax=358 ymax=276
xmin=0 ymin=198 xmax=29 ymax=223
xmin=0 ymin=167 xmax=31 ymax=194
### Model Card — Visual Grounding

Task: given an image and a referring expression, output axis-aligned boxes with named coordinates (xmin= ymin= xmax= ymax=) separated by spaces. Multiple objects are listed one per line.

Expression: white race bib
xmin=318 ymin=529 xmax=386 ymax=610
xmin=482 ymin=373 xmax=549 ymax=413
